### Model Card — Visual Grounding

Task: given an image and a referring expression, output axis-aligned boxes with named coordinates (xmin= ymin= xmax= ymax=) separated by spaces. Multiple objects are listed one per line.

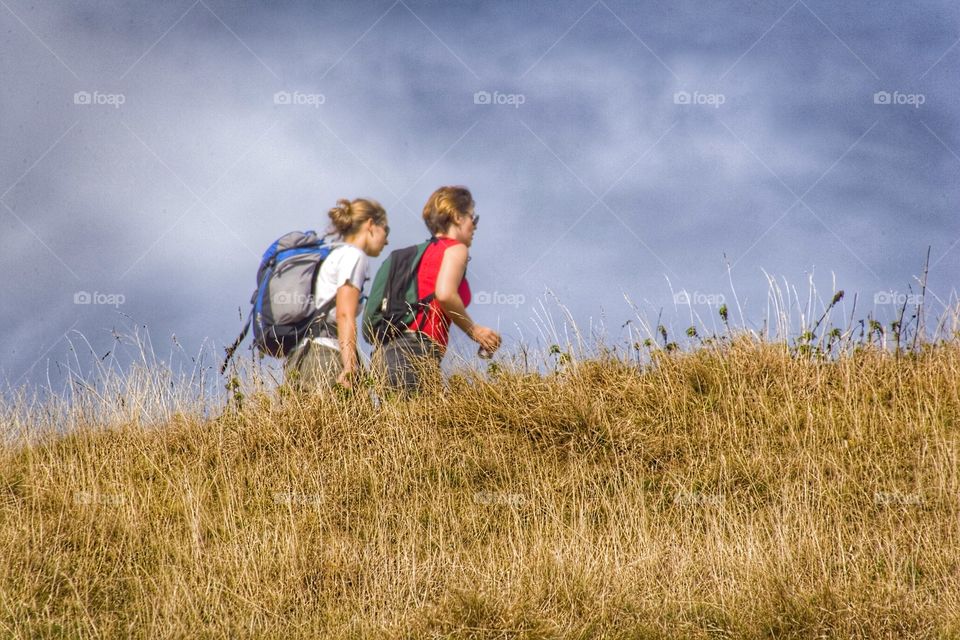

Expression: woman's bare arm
xmin=435 ymin=244 xmax=501 ymax=351
xmin=334 ymin=283 xmax=361 ymax=381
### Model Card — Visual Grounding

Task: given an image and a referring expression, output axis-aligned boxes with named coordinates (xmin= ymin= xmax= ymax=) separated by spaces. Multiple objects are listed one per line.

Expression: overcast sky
xmin=2 ymin=0 xmax=958 ymax=390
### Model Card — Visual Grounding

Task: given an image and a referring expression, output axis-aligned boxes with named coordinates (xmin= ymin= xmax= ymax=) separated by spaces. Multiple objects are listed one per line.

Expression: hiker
xmin=374 ymin=186 xmax=500 ymax=393
xmin=284 ymin=198 xmax=389 ymax=391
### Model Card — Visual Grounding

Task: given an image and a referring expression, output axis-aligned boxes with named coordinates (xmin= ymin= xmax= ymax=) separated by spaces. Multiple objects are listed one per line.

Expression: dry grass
xmin=1 ymin=325 xmax=959 ymax=638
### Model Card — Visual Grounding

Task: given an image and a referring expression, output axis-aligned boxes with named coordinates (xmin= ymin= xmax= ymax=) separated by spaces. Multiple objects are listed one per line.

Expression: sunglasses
xmin=470 ymin=213 xmax=479 ymax=227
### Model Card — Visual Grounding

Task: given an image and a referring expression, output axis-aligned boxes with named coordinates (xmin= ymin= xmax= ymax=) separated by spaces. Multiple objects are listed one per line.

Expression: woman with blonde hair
xmin=377 ymin=185 xmax=500 ymax=392
xmin=285 ymin=198 xmax=389 ymax=391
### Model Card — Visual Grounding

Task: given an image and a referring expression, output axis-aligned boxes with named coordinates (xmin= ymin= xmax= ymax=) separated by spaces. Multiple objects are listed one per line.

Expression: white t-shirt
xmin=311 ymin=243 xmax=370 ymax=350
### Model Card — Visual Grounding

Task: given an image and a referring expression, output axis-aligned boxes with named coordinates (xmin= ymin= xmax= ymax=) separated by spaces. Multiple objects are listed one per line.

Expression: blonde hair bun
xmin=327 ymin=198 xmax=387 ymax=237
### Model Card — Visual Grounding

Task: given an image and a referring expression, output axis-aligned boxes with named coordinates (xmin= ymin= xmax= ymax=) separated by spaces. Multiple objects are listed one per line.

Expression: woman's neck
xmin=342 ymin=233 xmax=367 ymax=253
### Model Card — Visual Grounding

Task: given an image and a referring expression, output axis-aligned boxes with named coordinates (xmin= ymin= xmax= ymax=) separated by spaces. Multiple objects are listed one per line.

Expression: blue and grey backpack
xmin=221 ymin=230 xmax=336 ymax=373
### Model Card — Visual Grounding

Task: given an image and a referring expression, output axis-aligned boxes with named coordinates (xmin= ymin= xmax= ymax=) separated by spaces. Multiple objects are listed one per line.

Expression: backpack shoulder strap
xmin=221 ymin=307 xmax=253 ymax=374
xmin=408 ymin=237 xmax=442 ymax=327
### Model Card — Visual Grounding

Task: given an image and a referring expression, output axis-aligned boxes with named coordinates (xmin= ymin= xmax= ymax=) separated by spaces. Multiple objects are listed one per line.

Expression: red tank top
xmin=408 ymin=237 xmax=471 ymax=349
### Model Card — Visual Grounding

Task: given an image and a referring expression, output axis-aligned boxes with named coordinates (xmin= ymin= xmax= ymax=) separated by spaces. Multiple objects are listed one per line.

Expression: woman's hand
xmin=336 ymin=367 xmax=356 ymax=389
xmin=469 ymin=325 xmax=501 ymax=353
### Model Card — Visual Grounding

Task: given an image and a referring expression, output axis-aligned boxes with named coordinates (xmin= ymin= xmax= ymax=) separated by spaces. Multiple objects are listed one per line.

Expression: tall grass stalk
xmin=1 ymin=280 xmax=959 ymax=637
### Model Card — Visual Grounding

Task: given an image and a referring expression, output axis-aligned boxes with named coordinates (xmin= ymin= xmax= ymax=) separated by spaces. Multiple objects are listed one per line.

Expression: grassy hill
xmin=1 ymin=337 xmax=959 ymax=638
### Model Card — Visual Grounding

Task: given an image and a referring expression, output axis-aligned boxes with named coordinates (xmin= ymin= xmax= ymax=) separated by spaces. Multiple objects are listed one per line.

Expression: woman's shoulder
xmin=433 ymin=237 xmax=467 ymax=254
xmin=438 ymin=240 xmax=468 ymax=266
xmin=322 ymin=243 xmax=368 ymax=274
xmin=327 ymin=242 xmax=367 ymax=261
xmin=440 ymin=238 xmax=467 ymax=252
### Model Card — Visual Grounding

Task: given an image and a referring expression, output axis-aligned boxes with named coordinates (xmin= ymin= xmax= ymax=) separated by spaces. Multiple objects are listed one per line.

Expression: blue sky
xmin=1 ymin=0 xmax=958 ymax=389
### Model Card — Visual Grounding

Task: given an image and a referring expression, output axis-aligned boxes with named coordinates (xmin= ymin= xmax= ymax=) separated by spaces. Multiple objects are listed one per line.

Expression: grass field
xmin=1 ymin=298 xmax=959 ymax=638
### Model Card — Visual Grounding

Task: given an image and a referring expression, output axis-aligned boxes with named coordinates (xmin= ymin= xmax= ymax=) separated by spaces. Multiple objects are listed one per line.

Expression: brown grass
xmin=1 ymin=334 xmax=959 ymax=638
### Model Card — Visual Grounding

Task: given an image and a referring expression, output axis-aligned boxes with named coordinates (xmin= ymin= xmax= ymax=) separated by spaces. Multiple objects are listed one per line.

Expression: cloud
xmin=1 ymin=0 xmax=958 ymax=389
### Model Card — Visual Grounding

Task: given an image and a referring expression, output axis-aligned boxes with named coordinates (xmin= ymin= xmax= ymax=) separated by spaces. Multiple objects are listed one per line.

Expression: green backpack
xmin=362 ymin=237 xmax=437 ymax=346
